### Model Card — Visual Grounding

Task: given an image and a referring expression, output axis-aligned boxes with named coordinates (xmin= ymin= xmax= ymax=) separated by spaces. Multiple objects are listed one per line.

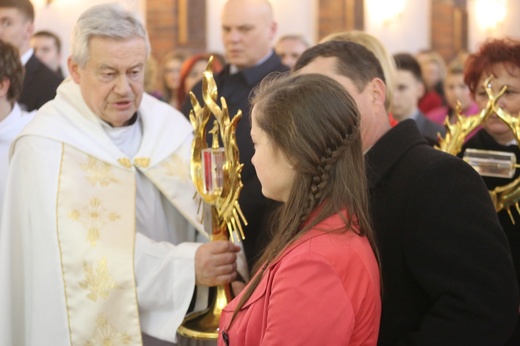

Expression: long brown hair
xmin=227 ymin=72 xmax=376 ymax=328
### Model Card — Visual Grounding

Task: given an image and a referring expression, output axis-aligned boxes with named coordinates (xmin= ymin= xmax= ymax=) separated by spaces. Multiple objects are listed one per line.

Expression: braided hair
xmin=226 ymin=72 xmax=376 ymax=329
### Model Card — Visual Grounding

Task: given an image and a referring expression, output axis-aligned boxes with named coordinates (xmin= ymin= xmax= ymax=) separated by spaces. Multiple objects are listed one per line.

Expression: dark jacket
xmin=461 ymin=129 xmax=520 ymax=345
xmin=181 ymin=51 xmax=289 ymax=271
xmin=19 ymin=53 xmax=63 ymax=112
xmin=369 ymin=120 xmax=519 ymax=345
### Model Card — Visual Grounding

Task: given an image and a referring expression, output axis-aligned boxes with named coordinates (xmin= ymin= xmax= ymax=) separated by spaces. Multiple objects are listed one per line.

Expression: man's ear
xmin=370 ymin=77 xmax=387 ymax=108
xmin=68 ymin=57 xmax=81 ymax=84
xmin=0 ymin=78 xmax=11 ymax=99
xmin=417 ymin=80 xmax=425 ymax=98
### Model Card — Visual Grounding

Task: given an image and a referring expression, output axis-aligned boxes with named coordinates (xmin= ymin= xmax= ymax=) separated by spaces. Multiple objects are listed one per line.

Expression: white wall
xmin=206 ymin=0 xmax=317 ymax=55
xmin=468 ymin=0 xmax=520 ymax=53
xmin=364 ymin=0 xmax=430 ymax=54
xmin=31 ymin=0 xmax=520 ymax=75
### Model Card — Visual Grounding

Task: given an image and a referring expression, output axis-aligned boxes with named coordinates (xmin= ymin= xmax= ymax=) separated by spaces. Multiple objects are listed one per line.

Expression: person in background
xmin=31 ymin=30 xmax=64 ymax=78
xmin=182 ymin=0 xmax=289 ymax=273
xmin=176 ymin=53 xmax=224 ymax=106
xmin=144 ymin=55 xmax=162 ymax=99
xmin=0 ymin=0 xmax=62 ymax=111
xmin=461 ymin=38 xmax=520 ymax=345
xmin=393 ymin=52 xmax=446 ymax=144
xmin=274 ymin=34 xmax=309 ymax=70
xmin=160 ymin=51 xmax=185 ymax=108
xmin=294 ymin=40 xmax=519 ymax=345
xmin=0 ymin=4 xmax=242 ymax=345
xmin=0 ymin=40 xmax=35 ymax=225
xmin=219 ymin=72 xmax=381 ymax=346
xmin=416 ymin=49 xmax=446 ymax=113
xmin=426 ymin=59 xmax=479 ymax=126
xmin=320 ymin=30 xmax=399 ymax=126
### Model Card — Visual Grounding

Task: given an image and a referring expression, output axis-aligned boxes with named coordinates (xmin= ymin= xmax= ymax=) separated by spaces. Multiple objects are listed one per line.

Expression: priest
xmin=0 ymin=3 xmax=242 ymax=345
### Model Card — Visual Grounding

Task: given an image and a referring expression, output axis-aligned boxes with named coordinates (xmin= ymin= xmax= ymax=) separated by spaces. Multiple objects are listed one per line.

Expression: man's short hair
xmin=0 ymin=40 xmax=24 ymax=104
xmin=33 ymin=30 xmax=62 ymax=53
xmin=71 ymin=3 xmax=150 ymax=67
xmin=394 ymin=53 xmax=423 ymax=82
xmin=294 ymin=40 xmax=385 ymax=93
xmin=0 ymin=0 xmax=34 ymax=22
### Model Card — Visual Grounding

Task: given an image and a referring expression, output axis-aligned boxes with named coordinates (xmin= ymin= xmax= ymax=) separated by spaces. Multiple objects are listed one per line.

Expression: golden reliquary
xmin=437 ymin=76 xmax=520 ymax=223
xmin=177 ymin=56 xmax=247 ymax=345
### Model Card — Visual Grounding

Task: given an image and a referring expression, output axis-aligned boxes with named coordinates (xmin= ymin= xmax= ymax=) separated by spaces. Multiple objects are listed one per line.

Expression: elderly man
xmin=182 ymin=0 xmax=289 ymax=272
xmin=0 ymin=0 xmax=62 ymax=111
xmin=0 ymin=4 xmax=241 ymax=345
xmin=294 ymin=41 xmax=519 ymax=345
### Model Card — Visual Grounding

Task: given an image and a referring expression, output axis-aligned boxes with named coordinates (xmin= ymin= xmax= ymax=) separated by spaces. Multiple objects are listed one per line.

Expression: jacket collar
xmin=365 ymin=119 xmax=427 ymax=188
xmin=223 ymin=50 xmax=286 ymax=87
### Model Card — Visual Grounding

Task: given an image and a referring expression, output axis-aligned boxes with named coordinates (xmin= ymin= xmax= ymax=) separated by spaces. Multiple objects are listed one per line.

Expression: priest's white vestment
xmin=0 ymin=79 xmax=210 ymax=345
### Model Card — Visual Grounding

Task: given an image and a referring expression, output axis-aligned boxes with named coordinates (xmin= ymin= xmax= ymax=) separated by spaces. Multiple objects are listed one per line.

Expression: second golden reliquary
xmin=177 ymin=56 xmax=247 ymax=345
xmin=437 ymin=76 xmax=520 ymax=223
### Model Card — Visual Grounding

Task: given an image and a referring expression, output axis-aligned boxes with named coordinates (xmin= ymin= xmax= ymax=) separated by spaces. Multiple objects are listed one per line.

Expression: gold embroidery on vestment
xmin=134 ymin=157 xmax=150 ymax=168
xmin=69 ymin=198 xmax=121 ymax=247
xmin=79 ymin=257 xmax=120 ymax=302
xmin=81 ymin=156 xmax=119 ymax=186
xmin=85 ymin=314 xmax=132 ymax=346
xmin=117 ymin=158 xmax=132 ymax=168
xmin=161 ymin=153 xmax=190 ymax=182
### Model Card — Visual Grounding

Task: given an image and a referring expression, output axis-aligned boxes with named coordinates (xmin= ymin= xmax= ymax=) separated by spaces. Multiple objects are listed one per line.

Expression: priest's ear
xmin=68 ymin=57 xmax=82 ymax=84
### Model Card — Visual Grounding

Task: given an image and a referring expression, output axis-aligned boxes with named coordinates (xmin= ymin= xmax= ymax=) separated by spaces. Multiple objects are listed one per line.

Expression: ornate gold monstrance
xmin=437 ymin=76 xmax=520 ymax=222
xmin=177 ymin=56 xmax=247 ymax=344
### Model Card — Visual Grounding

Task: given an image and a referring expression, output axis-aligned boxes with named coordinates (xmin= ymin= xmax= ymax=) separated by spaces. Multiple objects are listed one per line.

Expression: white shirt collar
xmin=21 ymin=48 xmax=34 ymax=66
xmin=229 ymin=50 xmax=273 ymax=74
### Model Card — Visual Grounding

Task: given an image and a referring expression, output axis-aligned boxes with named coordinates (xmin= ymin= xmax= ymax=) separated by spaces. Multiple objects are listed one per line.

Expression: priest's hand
xmin=195 ymin=241 xmax=241 ymax=286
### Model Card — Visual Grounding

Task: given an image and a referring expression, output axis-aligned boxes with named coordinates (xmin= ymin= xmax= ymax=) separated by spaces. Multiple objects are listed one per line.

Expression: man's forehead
xmin=221 ymin=1 xmax=272 ymax=25
xmin=0 ymin=7 xmax=28 ymax=21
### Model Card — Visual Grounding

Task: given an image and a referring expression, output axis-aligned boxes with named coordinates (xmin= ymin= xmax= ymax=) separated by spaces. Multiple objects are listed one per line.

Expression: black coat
xmin=19 ymin=53 xmax=63 ymax=112
xmin=461 ymin=129 xmax=520 ymax=344
xmin=182 ymin=52 xmax=289 ymax=271
xmin=369 ymin=120 xmax=519 ymax=345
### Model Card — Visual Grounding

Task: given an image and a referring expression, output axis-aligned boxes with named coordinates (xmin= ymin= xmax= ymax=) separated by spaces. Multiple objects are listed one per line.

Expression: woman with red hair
xmin=177 ymin=53 xmax=224 ymax=108
xmin=461 ymin=38 xmax=520 ymax=345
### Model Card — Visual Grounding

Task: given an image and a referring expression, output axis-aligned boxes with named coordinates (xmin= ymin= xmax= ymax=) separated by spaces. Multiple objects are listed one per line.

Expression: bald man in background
xmin=182 ymin=0 xmax=289 ymax=272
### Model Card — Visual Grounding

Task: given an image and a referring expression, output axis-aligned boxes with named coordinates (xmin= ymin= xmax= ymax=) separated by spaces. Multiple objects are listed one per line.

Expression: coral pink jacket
xmin=218 ymin=213 xmax=381 ymax=346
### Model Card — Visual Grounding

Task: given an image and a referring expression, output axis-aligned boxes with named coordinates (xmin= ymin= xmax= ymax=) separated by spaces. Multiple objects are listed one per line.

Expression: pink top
xmin=218 ymin=212 xmax=381 ymax=346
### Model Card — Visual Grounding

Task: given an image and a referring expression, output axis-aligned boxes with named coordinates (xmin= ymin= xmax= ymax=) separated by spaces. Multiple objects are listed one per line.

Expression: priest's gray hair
xmin=71 ymin=3 xmax=151 ymax=67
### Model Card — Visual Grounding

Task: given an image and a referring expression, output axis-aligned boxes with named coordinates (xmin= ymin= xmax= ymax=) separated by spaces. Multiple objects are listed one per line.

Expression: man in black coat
xmin=0 ymin=0 xmax=62 ymax=111
xmin=182 ymin=0 xmax=289 ymax=272
xmin=294 ymin=40 xmax=520 ymax=345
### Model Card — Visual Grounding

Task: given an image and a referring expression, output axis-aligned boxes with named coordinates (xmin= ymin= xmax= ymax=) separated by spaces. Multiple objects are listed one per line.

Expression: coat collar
xmin=365 ymin=119 xmax=427 ymax=188
xmin=223 ymin=50 xmax=287 ymax=87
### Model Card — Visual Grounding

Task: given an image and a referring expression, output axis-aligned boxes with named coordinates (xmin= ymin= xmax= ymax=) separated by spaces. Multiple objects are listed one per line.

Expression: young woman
xmin=427 ymin=59 xmax=479 ymax=125
xmin=159 ymin=51 xmax=185 ymax=108
xmin=218 ymin=73 xmax=381 ymax=345
xmin=176 ymin=53 xmax=224 ymax=107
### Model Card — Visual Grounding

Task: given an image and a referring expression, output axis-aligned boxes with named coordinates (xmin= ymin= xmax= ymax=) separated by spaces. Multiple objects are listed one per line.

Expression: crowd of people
xmin=1 ymin=0 xmax=520 ymax=345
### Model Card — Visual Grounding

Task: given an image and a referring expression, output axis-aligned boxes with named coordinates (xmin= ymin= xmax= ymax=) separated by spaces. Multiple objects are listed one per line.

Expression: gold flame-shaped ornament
xmin=436 ymin=76 xmax=520 ymax=223
xmin=177 ymin=56 xmax=248 ymax=343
